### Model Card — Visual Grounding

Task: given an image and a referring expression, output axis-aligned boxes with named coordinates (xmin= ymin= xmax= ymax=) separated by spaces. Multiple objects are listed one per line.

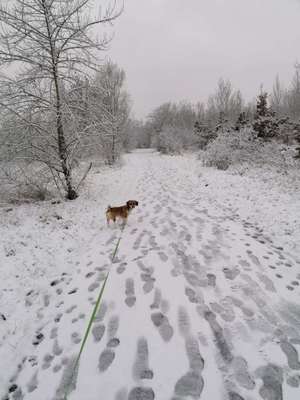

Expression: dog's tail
xmin=106 ymin=205 xmax=111 ymax=211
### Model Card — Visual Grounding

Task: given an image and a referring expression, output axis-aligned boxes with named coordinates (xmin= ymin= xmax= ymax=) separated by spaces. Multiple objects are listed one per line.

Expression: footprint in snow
xmin=223 ymin=267 xmax=240 ymax=280
xmin=280 ymin=340 xmax=300 ymax=370
xmin=53 ymin=363 xmax=62 ymax=373
xmin=257 ymin=273 xmax=276 ymax=292
xmin=98 ymin=315 xmax=120 ymax=372
xmin=256 ymin=364 xmax=283 ymax=400
xmin=151 ymin=312 xmax=174 ymax=342
xmin=132 ymin=337 xmax=153 ymax=381
xmin=185 ymin=287 xmax=201 ymax=304
xmin=174 ymin=371 xmax=204 ymax=399
xmin=66 ymin=305 xmax=77 ymax=314
xmin=50 ymin=327 xmax=58 ymax=339
xmin=42 ymin=353 xmax=54 ymax=370
xmin=207 ymin=273 xmax=216 ymax=287
xmin=247 ymin=251 xmax=261 ymax=267
xmin=128 ymin=387 xmax=155 ymax=400
xmin=287 ymin=285 xmax=294 ymax=291
xmin=150 ymin=288 xmax=162 ymax=310
xmin=117 ymin=262 xmax=127 ymax=274
xmin=27 ymin=371 xmax=38 ymax=393
xmin=94 ymin=301 xmax=107 ymax=322
xmin=185 ymin=336 xmax=204 ymax=372
xmin=88 ymin=281 xmax=100 ymax=292
xmin=98 ymin=349 xmax=115 ymax=372
xmin=140 ymin=269 xmax=155 ymax=294
xmin=92 ymin=324 xmax=105 ymax=342
xmin=53 ymin=339 xmax=63 ymax=356
xmin=71 ymin=332 xmax=81 ymax=344
xmin=178 ymin=306 xmax=191 ymax=337
xmin=43 ymin=294 xmax=50 ymax=307
xmin=232 ymin=356 xmax=255 ymax=390
xmin=158 ymin=251 xmax=168 ymax=262
xmin=125 ymin=278 xmax=136 ymax=307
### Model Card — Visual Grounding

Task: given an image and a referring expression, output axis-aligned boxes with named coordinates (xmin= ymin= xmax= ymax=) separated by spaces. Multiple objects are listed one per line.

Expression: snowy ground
xmin=1 ymin=149 xmax=300 ymax=400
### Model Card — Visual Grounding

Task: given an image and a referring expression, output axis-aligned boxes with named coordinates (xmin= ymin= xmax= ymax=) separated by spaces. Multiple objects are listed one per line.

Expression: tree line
xmin=134 ymin=69 xmax=300 ymax=159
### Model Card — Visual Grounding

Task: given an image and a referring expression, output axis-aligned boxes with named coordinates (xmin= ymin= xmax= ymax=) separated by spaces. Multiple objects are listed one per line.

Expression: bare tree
xmin=214 ymin=78 xmax=233 ymax=117
xmin=270 ymin=75 xmax=285 ymax=115
xmin=0 ymin=0 xmax=122 ymax=199
xmin=206 ymin=78 xmax=244 ymax=129
xmin=92 ymin=61 xmax=131 ymax=165
xmin=230 ymin=89 xmax=244 ymax=121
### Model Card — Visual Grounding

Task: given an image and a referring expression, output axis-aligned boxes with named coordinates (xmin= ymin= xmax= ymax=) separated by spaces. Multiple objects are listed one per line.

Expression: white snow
xmin=0 ymin=150 xmax=300 ymax=400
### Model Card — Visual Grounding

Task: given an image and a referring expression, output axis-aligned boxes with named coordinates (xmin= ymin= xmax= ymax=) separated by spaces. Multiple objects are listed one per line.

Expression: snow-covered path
xmin=1 ymin=150 xmax=300 ymax=400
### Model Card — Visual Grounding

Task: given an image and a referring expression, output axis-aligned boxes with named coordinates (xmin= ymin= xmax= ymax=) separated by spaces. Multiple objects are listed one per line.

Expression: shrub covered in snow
xmin=201 ymin=128 xmax=256 ymax=170
xmin=0 ymin=162 xmax=53 ymax=202
xmin=201 ymin=127 xmax=299 ymax=171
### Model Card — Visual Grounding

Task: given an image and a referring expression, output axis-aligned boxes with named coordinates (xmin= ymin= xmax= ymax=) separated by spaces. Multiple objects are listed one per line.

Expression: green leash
xmin=64 ymin=224 xmax=125 ymax=399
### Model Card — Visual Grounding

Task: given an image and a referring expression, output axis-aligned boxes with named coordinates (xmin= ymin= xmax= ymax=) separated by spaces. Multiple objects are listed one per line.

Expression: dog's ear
xmin=135 ymin=201 xmax=139 ymax=206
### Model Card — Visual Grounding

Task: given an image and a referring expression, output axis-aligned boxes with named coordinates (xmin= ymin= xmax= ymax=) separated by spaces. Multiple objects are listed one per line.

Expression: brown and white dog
xmin=106 ymin=200 xmax=139 ymax=226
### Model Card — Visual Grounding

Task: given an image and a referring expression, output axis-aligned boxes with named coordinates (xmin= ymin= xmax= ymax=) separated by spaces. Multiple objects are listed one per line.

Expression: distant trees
xmin=121 ymin=119 xmax=145 ymax=150
xmin=145 ymin=79 xmax=247 ymax=154
xmin=138 ymin=66 xmax=300 ymax=162
xmin=0 ymin=0 xmax=122 ymax=199
xmin=142 ymin=68 xmax=300 ymax=174
xmin=146 ymin=102 xmax=197 ymax=153
xmin=270 ymin=75 xmax=286 ymax=116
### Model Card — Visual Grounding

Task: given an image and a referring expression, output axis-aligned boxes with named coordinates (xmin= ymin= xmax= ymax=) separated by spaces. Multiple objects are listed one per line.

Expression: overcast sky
xmin=102 ymin=0 xmax=300 ymax=119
